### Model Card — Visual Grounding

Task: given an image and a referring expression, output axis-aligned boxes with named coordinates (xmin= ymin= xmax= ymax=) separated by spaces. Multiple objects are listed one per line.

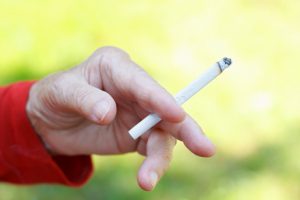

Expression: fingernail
xmin=93 ymin=101 xmax=110 ymax=122
xmin=149 ymin=171 xmax=158 ymax=188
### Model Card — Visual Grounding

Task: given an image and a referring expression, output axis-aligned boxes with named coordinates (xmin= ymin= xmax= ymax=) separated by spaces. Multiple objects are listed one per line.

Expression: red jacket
xmin=0 ymin=81 xmax=92 ymax=186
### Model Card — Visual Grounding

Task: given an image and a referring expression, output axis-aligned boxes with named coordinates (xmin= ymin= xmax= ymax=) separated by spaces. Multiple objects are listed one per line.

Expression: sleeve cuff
xmin=0 ymin=81 xmax=93 ymax=186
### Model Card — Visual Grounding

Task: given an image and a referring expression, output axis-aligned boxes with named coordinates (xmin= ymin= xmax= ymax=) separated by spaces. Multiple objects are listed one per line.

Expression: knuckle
xmin=95 ymin=46 xmax=130 ymax=60
xmin=94 ymin=46 xmax=131 ymax=73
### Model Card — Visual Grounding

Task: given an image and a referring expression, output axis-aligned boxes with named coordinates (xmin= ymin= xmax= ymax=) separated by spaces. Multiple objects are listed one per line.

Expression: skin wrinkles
xmin=26 ymin=46 xmax=215 ymax=191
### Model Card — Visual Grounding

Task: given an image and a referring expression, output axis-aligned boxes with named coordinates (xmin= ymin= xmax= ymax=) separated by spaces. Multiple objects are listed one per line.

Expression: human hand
xmin=26 ymin=46 xmax=215 ymax=191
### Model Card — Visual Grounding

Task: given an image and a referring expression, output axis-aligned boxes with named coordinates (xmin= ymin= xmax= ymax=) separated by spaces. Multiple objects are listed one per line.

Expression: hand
xmin=26 ymin=46 xmax=215 ymax=191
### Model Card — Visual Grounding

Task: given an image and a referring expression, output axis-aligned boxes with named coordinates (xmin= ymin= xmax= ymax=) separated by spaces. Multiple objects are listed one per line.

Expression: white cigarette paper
xmin=129 ymin=57 xmax=232 ymax=139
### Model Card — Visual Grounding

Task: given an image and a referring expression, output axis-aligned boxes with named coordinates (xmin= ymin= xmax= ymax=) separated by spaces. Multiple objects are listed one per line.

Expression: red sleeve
xmin=0 ymin=81 xmax=93 ymax=186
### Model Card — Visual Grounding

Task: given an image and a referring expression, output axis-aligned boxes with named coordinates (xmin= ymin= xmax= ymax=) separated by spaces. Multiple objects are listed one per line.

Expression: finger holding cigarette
xmin=129 ymin=57 xmax=232 ymax=139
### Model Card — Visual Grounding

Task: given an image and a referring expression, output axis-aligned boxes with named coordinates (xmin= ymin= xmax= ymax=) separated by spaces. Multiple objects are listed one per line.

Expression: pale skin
xmin=26 ymin=46 xmax=215 ymax=191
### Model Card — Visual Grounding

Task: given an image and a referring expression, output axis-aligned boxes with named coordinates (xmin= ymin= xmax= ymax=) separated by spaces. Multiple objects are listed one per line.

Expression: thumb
xmin=61 ymin=81 xmax=117 ymax=125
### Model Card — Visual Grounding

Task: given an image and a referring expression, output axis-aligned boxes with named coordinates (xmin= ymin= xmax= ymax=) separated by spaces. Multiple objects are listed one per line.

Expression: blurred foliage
xmin=1 ymin=0 xmax=300 ymax=199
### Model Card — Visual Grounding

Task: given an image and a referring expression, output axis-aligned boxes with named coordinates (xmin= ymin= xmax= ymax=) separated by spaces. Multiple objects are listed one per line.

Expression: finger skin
xmin=160 ymin=115 xmax=216 ymax=157
xmin=26 ymin=46 xmax=215 ymax=191
xmin=61 ymin=78 xmax=117 ymax=125
xmin=97 ymin=47 xmax=186 ymax=123
xmin=137 ymin=130 xmax=176 ymax=191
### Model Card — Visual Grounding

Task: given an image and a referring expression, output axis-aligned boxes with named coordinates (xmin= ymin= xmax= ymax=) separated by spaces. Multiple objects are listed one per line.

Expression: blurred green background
xmin=1 ymin=0 xmax=300 ymax=199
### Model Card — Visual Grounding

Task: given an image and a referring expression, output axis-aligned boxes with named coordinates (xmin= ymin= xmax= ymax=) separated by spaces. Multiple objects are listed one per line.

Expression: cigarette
xmin=129 ymin=57 xmax=232 ymax=140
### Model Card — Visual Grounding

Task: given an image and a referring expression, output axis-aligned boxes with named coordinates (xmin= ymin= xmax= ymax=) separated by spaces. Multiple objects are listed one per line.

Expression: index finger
xmin=101 ymin=47 xmax=185 ymax=123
